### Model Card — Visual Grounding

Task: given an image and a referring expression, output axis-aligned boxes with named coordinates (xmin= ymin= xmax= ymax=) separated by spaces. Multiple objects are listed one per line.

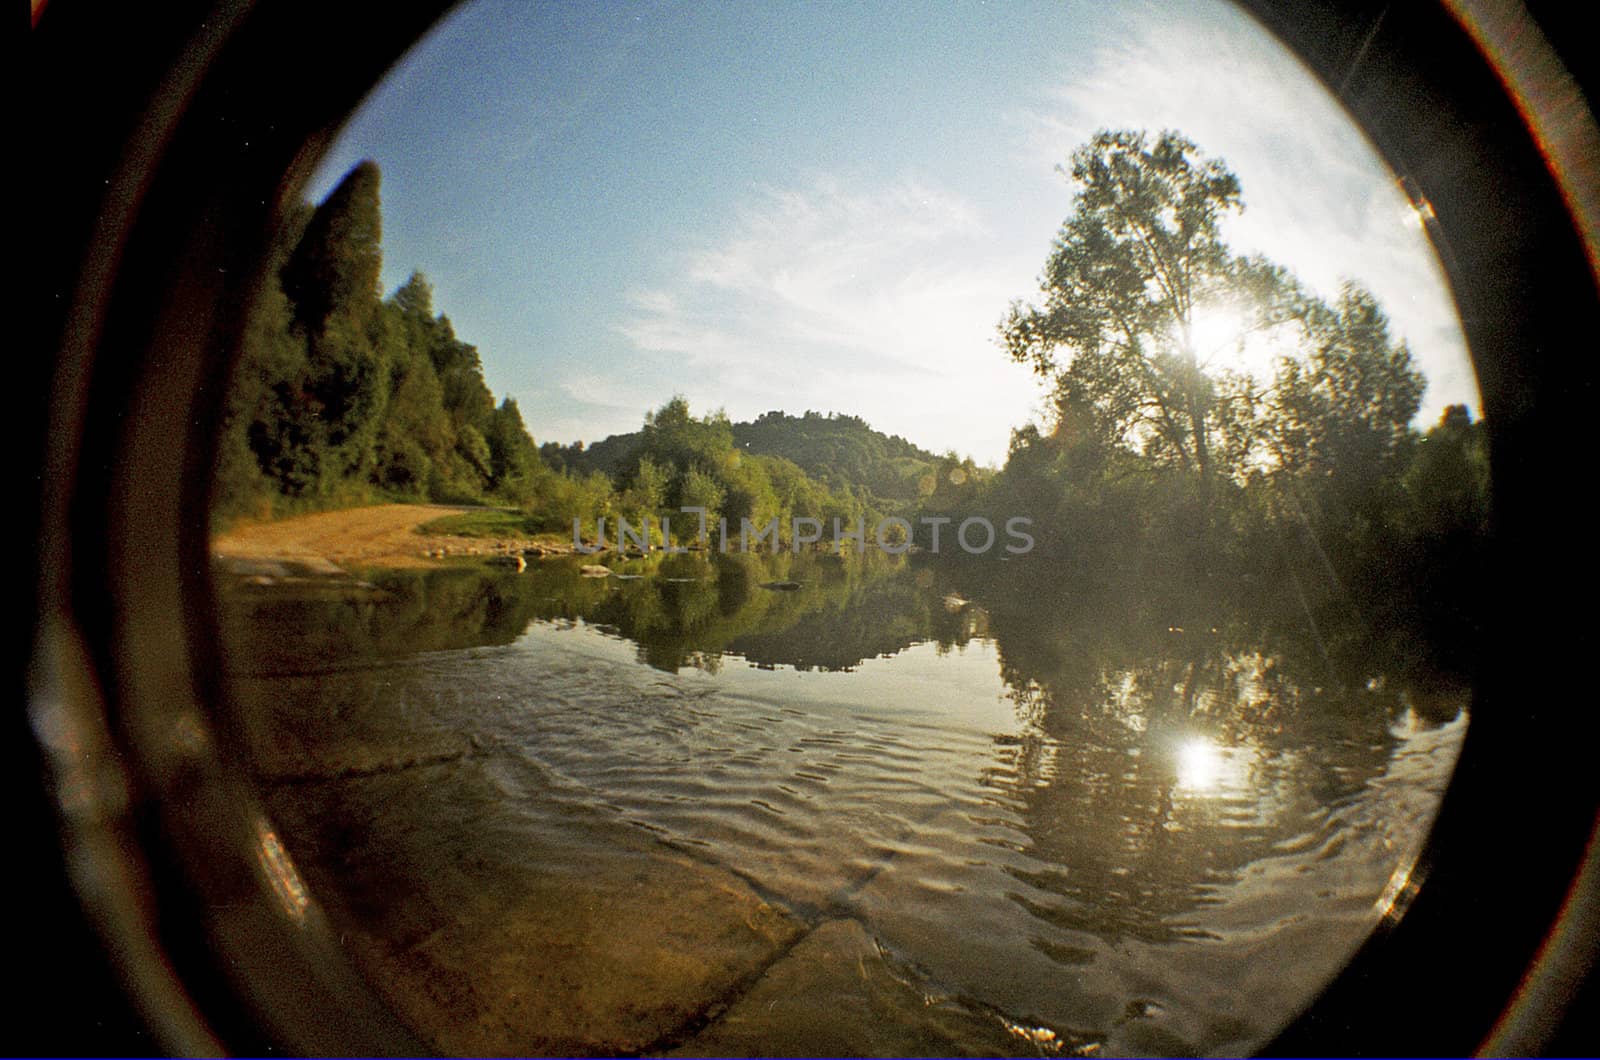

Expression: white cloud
xmin=615 ymin=174 xmax=1045 ymax=463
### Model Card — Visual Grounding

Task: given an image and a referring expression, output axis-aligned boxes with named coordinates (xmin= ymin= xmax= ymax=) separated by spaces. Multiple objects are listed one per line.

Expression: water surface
xmin=222 ymin=551 xmax=1464 ymax=1056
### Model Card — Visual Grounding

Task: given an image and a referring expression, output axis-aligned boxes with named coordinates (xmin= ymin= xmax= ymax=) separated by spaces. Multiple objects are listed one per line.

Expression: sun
xmin=1190 ymin=303 xmax=1247 ymax=360
xmin=1186 ymin=301 xmax=1283 ymax=384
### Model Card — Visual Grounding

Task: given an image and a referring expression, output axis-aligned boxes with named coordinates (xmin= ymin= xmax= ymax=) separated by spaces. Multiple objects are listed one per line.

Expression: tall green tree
xmin=279 ymin=160 xmax=389 ymax=490
xmin=1266 ymin=284 xmax=1426 ymax=526
xmin=998 ymin=130 xmax=1293 ymax=488
xmin=370 ymin=271 xmax=456 ymax=495
xmin=1267 ymin=281 xmax=1433 ymax=480
xmin=483 ymin=397 xmax=542 ymax=498
xmin=281 ymin=160 xmax=383 ymax=332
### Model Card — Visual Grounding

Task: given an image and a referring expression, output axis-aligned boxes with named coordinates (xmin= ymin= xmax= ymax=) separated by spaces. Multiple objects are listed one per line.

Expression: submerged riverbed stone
xmin=668 ymin=918 xmax=1031 ymax=1057
xmin=262 ymin=753 xmax=805 ymax=1056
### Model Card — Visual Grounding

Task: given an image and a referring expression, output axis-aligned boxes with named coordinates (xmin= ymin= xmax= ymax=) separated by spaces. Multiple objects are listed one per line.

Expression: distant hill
xmin=733 ymin=411 xmax=941 ymax=501
xmin=540 ymin=430 xmax=641 ymax=479
xmin=540 ymin=410 xmax=942 ymax=504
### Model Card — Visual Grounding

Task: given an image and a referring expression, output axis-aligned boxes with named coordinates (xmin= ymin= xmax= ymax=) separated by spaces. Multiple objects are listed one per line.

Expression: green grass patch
xmin=419 ymin=509 xmax=536 ymax=538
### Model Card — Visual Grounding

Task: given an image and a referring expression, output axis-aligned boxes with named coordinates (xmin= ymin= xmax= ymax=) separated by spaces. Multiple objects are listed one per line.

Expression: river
xmin=220 ymin=550 xmax=1465 ymax=1056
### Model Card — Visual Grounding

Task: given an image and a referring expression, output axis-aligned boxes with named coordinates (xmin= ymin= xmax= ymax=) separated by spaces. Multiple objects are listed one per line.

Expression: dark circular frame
xmin=20 ymin=0 xmax=1600 ymax=1054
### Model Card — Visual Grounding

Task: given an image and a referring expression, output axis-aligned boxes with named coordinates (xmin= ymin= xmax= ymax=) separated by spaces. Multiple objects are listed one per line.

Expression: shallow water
xmin=222 ymin=552 xmax=1465 ymax=1056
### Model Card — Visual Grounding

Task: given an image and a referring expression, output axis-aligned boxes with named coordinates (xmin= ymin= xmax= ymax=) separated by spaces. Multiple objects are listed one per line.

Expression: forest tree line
xmin=212 ymin=161 xmax=948 ymax=541
xmin=214 ymin=161 xmax=542 ymax=518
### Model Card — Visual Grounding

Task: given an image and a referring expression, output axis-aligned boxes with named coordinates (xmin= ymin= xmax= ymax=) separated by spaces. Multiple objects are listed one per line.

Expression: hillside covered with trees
xmin=212 ymin=161 xmax=937 ymax=543
xmin=543 ymin=410 xmax=945 ymax=506
xmin=214 ymin=161 xmax=541 ymax=518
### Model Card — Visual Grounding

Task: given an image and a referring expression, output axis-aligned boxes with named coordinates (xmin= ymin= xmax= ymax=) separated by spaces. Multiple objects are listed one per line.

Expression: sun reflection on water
xmin=1176 ymin=737 xmax=1224 ymax=791
xmin=1174 ymin=735 xmax=1253 ymax=798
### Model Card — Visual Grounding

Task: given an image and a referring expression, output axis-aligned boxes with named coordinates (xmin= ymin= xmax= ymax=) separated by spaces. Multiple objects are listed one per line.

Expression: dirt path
xmin=211 ymin=503 xmax=565 ymax=572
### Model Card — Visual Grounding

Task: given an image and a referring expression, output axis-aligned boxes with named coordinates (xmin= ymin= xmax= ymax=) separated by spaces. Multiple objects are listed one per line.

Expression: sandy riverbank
xmin=211 ymin=503 xmax=576 ymax=572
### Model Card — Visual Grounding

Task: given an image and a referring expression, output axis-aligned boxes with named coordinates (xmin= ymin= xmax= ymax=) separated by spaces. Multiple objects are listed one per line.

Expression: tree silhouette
xmin=999 ymin=129 xmax=1295 ymax=489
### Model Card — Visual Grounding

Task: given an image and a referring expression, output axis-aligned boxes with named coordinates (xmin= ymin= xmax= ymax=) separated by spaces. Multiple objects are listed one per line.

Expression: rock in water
xmin=759 ymin=580 xmax=802 ymax=591
xmin=581 ymin=564 xmax=612 ymax=578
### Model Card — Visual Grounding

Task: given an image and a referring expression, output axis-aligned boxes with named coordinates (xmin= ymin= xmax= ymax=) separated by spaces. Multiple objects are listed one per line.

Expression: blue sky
xmin=309 ymin=0 xmax=1477 ymax=465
